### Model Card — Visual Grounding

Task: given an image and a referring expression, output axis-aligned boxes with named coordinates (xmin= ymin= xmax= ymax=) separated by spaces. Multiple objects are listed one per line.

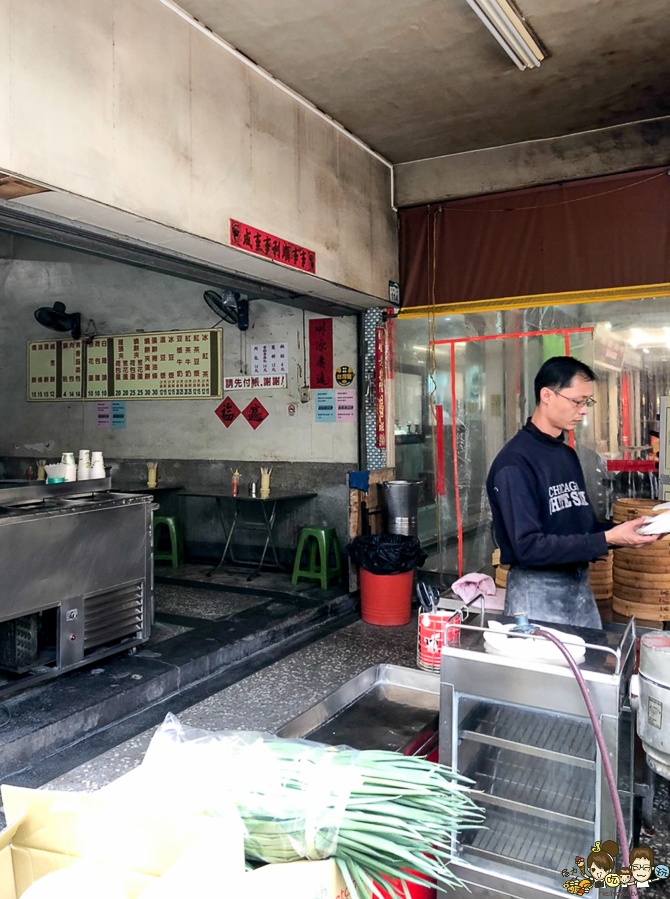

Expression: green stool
xmin=154 ymin=515 xmax=184 ymax=568
xmin=291 ymin=527 xmax=342 ymax=589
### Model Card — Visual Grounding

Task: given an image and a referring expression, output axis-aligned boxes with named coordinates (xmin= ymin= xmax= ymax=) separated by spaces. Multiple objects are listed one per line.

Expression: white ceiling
xmin=175 ymin=0 xmax=670 ymax=163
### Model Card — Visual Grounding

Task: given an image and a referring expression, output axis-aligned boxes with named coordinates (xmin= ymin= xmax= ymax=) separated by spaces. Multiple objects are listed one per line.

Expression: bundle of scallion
xmin=143 ymin=717 xmax=484 ymax=899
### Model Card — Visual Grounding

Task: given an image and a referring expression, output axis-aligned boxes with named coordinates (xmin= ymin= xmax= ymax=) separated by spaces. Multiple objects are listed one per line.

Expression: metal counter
xmin=0 ymin=479 xmax=153 ymax=691
xmin=439 ymin=619 xmax=637 ymax=899
xmin=278 ymin=664 xmax=439 ymax=756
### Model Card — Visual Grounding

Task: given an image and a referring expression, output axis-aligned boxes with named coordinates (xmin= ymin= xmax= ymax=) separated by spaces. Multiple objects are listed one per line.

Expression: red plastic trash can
xmin=359 ymin=568 xmax=413 ymax=625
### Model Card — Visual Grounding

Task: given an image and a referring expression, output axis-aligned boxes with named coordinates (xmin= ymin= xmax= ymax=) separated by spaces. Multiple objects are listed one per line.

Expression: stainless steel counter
xmin=0 ymin=480 xmax=153 ymax=687
xmin=438 ymin=619 xmax=636 ymax=899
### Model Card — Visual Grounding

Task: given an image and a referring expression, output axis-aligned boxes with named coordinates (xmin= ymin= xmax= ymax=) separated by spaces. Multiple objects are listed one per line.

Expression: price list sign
xmin=99 ymin=329 xmax=221 ymax=400
xmin=85 ymin=338 xmax=111 ymax=399
xmin=28 ymin=339 xmax=83 ymax=401
xmin=27 ymin=340 xmax=58 ymax=400
xmin=28 ymin=329 xmax=222 ymax=401
xmin=61 ymin=340 xmax=83 ymax=399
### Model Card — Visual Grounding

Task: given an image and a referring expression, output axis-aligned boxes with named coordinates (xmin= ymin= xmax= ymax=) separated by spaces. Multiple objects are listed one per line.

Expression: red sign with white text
xmin=309 ymin=318 xmax=333 ymax=389
xmin=230 ymin=220 xmax=316 ymax=273
xmin=375 ymin=328 xmax=386 ymax=448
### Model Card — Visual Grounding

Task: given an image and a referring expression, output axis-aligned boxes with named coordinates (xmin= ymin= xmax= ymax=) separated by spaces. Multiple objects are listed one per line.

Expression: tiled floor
xmin=154 ymin=583 xmax=267 ymax=621
xmin=45 ymin=615 xmax=418 ymax=792
xmin=6 ymin=588 xmax=669 ymax=888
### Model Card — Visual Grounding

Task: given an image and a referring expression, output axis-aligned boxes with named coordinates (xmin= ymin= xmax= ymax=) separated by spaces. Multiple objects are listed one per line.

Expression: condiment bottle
xmin=231 ymin=469 xmax=241 ymax=496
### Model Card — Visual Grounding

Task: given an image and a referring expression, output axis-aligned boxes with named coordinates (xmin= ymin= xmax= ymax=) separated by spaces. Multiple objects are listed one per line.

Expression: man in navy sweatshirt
xmin=486 ymin=356 xmax=659 ymax=627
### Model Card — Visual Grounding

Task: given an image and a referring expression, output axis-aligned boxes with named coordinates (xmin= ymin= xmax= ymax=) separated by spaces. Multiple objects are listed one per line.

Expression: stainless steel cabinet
xmin=439 ymin=621 xmax=636 ymax=899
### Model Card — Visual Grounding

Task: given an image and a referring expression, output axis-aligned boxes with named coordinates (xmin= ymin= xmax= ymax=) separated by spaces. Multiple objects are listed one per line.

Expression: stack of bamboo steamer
xmin=612 ymin=498 xmax=670 ymax=627
xmin=589 ymin=552 xmax=613 ymax=622
xmin=492 ymin=549 xmax=509 ymax=589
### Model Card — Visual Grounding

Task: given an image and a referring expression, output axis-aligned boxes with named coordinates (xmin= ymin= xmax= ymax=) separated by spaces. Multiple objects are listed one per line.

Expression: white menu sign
xmin=251 ymin=342 xmax=288 ymax=375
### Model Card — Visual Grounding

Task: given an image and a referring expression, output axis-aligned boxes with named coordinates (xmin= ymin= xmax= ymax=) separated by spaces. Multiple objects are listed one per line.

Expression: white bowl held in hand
xmin=637 ymin=510 xmax=670 ymax=535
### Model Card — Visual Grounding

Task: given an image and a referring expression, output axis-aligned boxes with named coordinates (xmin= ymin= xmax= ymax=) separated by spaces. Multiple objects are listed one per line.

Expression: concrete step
xmin=0 ymin=588 xmax=356 ymax=782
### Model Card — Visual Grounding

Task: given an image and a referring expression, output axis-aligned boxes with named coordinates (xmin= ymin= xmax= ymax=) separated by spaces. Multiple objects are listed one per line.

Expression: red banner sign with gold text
xmin=375 ymin=327 xmax=386 ymax=448
xmin=230 ymin=220 xmax=316 ymax=273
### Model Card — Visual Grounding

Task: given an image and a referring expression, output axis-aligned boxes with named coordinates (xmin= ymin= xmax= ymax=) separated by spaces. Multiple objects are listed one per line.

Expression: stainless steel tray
xmin=278 ymin=664 xmax=439 ymax=753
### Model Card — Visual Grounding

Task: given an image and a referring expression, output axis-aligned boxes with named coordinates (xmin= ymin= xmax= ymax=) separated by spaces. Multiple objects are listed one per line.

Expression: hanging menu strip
xmin=27 ymin=329 xmax=222 ymax=401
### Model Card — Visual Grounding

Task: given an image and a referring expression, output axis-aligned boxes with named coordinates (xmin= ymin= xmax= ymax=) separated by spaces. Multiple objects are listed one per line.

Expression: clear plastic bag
xmin=141 ymin=713 xmax=361 ymax=862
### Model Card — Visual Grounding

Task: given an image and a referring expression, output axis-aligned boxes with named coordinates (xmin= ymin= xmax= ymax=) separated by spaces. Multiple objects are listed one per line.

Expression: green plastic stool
xmin=291 ymin=527 xmax=342 ymax=589
xmin=154 ymin=515 xmax=184 ymax=568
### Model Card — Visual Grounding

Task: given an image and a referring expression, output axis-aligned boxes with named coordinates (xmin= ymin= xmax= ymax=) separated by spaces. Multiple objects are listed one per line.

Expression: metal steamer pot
xmin=631 ymin=631 xmax=670 ymax=780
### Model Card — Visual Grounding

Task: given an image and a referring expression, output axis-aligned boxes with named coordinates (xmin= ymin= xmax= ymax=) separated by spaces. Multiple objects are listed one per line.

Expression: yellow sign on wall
xmin=27 ymin=329 xmax=222 ymax=401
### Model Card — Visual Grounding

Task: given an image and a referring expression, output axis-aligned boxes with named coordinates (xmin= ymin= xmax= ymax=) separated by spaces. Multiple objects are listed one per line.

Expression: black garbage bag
xmin=346 ymin=534 xmax=427 ymax=575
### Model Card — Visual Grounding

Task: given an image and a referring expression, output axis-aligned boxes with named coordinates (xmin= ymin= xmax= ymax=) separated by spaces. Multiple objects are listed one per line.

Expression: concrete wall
xmin=394 ymin=116 xmax=670 ymax=206
xmin=0 ymin=234 xmax=359 ymax=558
xmin=0 ymin=0 xmax=396 ymax=302
xmin=0 ymin=236 xmax=358 ymax=465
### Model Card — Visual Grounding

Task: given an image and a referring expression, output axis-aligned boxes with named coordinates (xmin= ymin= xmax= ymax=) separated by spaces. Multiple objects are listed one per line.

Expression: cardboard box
xmin=247 ymin=859 xmax=351 ymax=899
xmin=0 ymin=784 xmax=357 ymax=899
xmin=0 ymin=785 xmax=244 ymax=899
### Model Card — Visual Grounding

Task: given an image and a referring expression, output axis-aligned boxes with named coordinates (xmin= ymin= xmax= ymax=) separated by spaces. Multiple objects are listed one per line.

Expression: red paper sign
xmin=375 ymin=327 xmax=386 ymax=448
xmin=309 ymin=318 xmax=333 ymax=389
xmin=242 ymin=397 xmax=269 ymax=430
xmin=230 ymin=220 xmax=316 ymax=273
xmin=215 ymin=397 xmax=240 ymax=428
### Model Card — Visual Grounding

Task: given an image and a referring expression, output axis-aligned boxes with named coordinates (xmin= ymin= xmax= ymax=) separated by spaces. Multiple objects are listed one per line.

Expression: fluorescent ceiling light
xmin=465 ymin=0 xmax=545 ymax=70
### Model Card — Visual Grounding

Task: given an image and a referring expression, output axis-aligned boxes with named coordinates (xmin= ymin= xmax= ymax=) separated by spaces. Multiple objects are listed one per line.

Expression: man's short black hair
xmin=534 ymin=356 xmax=597 ymax=405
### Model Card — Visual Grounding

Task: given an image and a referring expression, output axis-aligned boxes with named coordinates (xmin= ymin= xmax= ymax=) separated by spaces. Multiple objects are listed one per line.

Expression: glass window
xmin=394 ymin=294 xmax=670 ymax=576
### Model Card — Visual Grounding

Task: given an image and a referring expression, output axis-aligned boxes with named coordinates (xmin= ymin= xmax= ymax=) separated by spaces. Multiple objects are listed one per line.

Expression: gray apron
xmin=504 ymin=566 xmax=602 ymax=629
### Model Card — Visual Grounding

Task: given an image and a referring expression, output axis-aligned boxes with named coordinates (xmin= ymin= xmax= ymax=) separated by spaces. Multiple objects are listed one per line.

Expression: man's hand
xmin=605 ymin=517 xmax=663 ymax=547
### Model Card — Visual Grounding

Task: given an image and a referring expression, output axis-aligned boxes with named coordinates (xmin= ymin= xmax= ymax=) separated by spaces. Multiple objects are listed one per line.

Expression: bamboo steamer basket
xmin=612 ymin=500 xmax=670 ymax=624
xmin=589 ymin=550 xmax=612 ymax=599
xmin=612 ymin=597 xmax=670 ymax=621
xmin=495 ymin=564 xmax=509 ymax=589
xmin=613 ymin=569 xmax=670 ymax=588
xmin=590 ymin=551 xmax=613 ymax=569
xmin=613 ymin=610 xmax=666 ymax=629
xmin=613 ymin=584 xmax=670 ymax=603
xmin=612 ymin=552 xmax=670 ymax=572
xmin=612 ymin=498 xmax=660 ymax=523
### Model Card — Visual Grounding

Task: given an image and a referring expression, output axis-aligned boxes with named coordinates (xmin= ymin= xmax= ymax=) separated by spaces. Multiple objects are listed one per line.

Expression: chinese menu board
xmin=28 ymin=339 xmax=84 ymax=400
xmin=28 ymin=329 xmax=222 ymax=401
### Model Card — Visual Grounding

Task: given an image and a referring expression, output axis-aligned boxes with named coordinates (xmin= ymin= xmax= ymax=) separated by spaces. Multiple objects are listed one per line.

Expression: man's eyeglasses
xmin=551 ymin=389 xmax=596 ymax=409
xmin=631 ymin=864 xmax=651 ymax=872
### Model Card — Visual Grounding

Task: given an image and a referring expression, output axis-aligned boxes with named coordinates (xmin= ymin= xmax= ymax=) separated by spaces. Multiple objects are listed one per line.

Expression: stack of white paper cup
xmin=77 ymin=450 xmax=91 ymax=480
xmin=90 ymin=452 xmax=105 ymax=479
xmin=61 ymin=452 xmax=77 ymax=482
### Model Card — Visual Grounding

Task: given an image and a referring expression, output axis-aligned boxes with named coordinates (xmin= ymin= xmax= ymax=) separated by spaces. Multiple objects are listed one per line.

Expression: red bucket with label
xmin=417 ymin=610 xmax=460 ymax=671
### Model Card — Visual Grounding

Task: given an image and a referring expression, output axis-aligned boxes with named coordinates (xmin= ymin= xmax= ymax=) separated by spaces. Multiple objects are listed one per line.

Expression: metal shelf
xmin=460 ymin=702 xmax=596 ymax=769
xmin=464 ymin=744 xmax=595 ymax=826
xmin=459 ymin=804 xmax=590 ymax=877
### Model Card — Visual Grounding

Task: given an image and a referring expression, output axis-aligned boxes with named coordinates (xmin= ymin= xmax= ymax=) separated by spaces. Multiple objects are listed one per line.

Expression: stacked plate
xmin=612 ymin=498 xmax=670 ymax=627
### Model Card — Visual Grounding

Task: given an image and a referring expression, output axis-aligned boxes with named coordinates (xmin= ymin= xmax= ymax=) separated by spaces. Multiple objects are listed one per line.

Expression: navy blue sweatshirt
xmin=486 ymin=420 xmax=609 ymax=569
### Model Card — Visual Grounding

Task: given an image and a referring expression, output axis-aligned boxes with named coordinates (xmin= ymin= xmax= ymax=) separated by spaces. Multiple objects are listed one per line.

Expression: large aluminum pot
xmin=381 ymin=480 xmax=423 ymax=537
xmin=631 ymin=630 xmax=670 ymax=780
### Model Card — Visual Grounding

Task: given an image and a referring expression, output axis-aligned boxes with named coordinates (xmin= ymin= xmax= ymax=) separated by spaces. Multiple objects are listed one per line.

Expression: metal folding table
xmin=180 ymin=489 xmax=317 ymax=580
